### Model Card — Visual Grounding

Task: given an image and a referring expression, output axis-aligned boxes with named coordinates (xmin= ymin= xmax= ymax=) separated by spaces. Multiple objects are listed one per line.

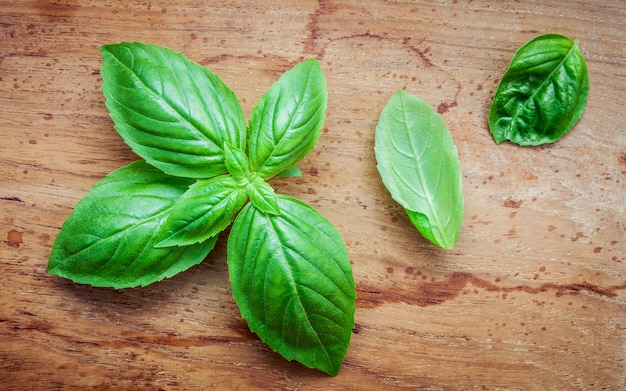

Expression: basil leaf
xmin=246 ymin=174 xmax=280 ymax=215
xmin=223 ymin=142 xmax=250 ymax=183
xmin=274 ymin=164 xmax=302 ymax=178
xmin=375 ymin=90 xmax=463 ymax=250
xmin=47 ymin=161 xmax=217 ymax=288
xmin=227 ymin=195 xmax=356 ymax=376
xmin=224 ymin=142 xmax=279 ymax=214
xmin=101 ymin=42 xmax=246 ymax=178
xmin=248 ymin=59 xmax=327 ymax=179
xmin=155 ymin=175 xmax=248 ymax=248
xmin=489 ymin=33 xmax=589 ymax=146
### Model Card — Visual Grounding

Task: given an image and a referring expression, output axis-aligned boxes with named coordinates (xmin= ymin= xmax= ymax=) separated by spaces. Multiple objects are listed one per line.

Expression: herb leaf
xmin=274 ymin=164 xmax=302 ymax=178
xmin=489 ymin=33 xmax=589 ymax=146
xmin=375 ymin=90 xmax=463 ymax=249
xmin=223 ymin=142 xmax=250 ymax=182
xmin=47 ymin=161 xmax=217 ymax=288
xmin=101 ymin=42 xmax=246 ymax=178
xmin=246 ymin=175 xmax=280 ymax=215
xmin=248 ymin=59 xmax=327 ymax=179
xmin=155 ymin=175 xmax=248 ymax=248
xmin=224 ymin=142 xmax=280 ymax=214
xmin=227 ymin=195 xmax=356 ymax=376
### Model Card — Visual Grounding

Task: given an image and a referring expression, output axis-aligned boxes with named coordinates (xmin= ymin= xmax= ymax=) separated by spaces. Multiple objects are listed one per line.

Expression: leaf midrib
xmin=253 ymin=64 xmax=321 ymax=175
xmin=399 ymin=94 xmax=448 ymax=246
xmin=265 ymin=214 xmax=332 ymax=365
xmin=107 ymin=46 xmax=225 ymax=150
xmin=506 ymin=39 xmax=579 ymax=136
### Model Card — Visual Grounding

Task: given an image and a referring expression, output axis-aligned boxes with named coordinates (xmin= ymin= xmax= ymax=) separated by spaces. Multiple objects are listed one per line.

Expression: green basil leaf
xmin=223 ymin=142 xmax=279 ymax=214
xmin=227 ymin=195 xmax=356 ymax=376
xmin=223 ymin=142 xmax=250 ymax=183
xmin=248 ymin=59 xmax=327 ymax=179
xmin=47 ymin=161 xmax=217 ymax=288
xmin=155 ymin=175 xmax=248 ymax=247
xmin=101 ymin=42 xmax=246 ymax=178
xmin=375 ymin=90 xmax=463 ymax=250
xmin=246 ymin=174 xmax=280 ymax=215
xmin=489 ymin=33 xmax=589 ymax=146
xmin=273 ymin=164 xmax=302 ymax=178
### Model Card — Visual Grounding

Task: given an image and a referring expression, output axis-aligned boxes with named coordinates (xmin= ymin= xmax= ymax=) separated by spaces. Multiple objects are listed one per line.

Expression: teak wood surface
xmin=1 ymin=1 xmax=625 ymax=390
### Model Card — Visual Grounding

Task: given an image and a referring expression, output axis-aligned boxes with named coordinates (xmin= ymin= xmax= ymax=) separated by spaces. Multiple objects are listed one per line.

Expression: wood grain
xmin=1 ymin=1 xmax=625 ymax=389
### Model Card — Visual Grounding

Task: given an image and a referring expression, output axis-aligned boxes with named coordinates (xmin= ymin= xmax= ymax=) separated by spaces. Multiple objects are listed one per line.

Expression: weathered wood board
xmin=1 ymin=1 xmax=624 ymax=389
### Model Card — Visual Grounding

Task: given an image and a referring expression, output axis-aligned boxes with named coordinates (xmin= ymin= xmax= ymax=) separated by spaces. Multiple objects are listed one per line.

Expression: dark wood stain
xmin=504 ymin=198 xmax=523 ymax=208
xmin=357 ymin=272 xmax=626 ymax=308
xmin=437 ymin=100 xmax=458 ymax=114
xmin=304 ymin=0 xmax=337 ymax=57
xmin=123 ymin=333 xmax=238 ymax=348
xmin=1 ymin=196 xmax=24 ymax=202
xmin=7 ymin=229 xmax=23 ymax=247
xmin=405 ymin=43 xmax=435 ymax=68
xmin=619 ymin=152 xmax=626 ymax=174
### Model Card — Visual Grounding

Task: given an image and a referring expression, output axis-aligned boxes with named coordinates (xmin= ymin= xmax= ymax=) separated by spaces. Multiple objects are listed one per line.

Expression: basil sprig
xmin=489 ymin=33 xmax=589 ymax=146
xmin=48 ymin=42 xmax=355 ymax=376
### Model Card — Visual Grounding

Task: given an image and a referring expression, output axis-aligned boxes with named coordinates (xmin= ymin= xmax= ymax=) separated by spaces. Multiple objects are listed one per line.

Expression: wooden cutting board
xmin=1 ymin=1 xmax=624 ymax=389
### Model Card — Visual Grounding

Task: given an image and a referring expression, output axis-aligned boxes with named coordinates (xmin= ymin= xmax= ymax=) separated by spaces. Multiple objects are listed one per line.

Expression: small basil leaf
xmin=224 ymin=142 xmax=279 ymax=214
xmin=47 ymin=161 xmax=217 ymax=289
xmin=155 ymin=175 xmax=248 ymax=247
xmin=246 ymin=174 xmax=280 ymax=215
xmin=248 ymin=59 xmax=327 ymax=179
xmin=227 ymin=195 xmax=356 ymax=376
xmin=375 ymin=90 xmax=463 ymax=250
xmin=489 ymin=33 xmax=589 ymax=146
xmin=273 ymin=164 xmax=302 ymax=178
xmin=101 ymin=42 xmax=246 ymax=178
xmin=224 ymin=142 xmax=250 ymax=182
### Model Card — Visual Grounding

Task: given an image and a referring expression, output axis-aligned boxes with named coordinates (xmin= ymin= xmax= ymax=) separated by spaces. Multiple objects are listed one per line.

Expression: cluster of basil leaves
xmin=48 ymin=33 xmax=588 ymax=376
xmin=374 ymin=33 xmax=588 ymax=249
xmin=48 ymin=42 xmax=356 ymax=376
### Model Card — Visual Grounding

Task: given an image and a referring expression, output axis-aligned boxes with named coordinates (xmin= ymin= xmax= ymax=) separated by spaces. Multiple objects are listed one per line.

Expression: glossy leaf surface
xmin=155 ymin=175 xmax=248 ymax=247
xmin=48 ymin=161 xmax=217 ymax=288
xmin=227 ymin=195 xmax=356 ymax=375
xmin=246 ymin=175 xmax=280 ymax=215
xmin=489 ymin=34 xmax=589 ymax=146
xmin=375 ymin=90 xmax=463 ymax=249
xmin=274 ymin=164 xmax=302 ymax=178
xmin=101 ymin=42 xmax=246 ymax=178
xmin=248 ymin=59 xmax=327 ymax=179
xmin=224 ymin=142 xmax=279 ymax=214
xmin=223 ymin=142 xmax=250 ymax=182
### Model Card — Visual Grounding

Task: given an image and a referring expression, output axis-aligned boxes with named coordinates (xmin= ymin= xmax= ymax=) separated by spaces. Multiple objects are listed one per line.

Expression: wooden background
xmin=1 ymin=1 xmax=624 ymax=389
